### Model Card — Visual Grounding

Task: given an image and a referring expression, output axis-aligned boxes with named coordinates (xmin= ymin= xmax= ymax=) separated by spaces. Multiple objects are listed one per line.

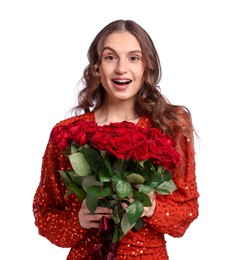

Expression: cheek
xmin=99 ymin=62 xmax=113 ymax=75
xmin=98 ymin=67 xmax=108 ymax=85
xmin=133 ymin=65 xmax=145 ymax=80
xmin=135 ymin=70 xmax=145 ymax=89
xmin=98 ymin=66 xmax=105 ymax=78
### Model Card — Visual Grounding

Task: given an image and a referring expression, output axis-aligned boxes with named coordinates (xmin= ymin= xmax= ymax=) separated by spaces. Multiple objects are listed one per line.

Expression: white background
xmin=1 ymin=0 xmax=239 ymax=259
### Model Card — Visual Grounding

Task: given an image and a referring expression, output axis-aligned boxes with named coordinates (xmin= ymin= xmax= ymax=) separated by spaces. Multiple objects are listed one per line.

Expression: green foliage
xmin=60 ymin=143 xmax=177 ymax=242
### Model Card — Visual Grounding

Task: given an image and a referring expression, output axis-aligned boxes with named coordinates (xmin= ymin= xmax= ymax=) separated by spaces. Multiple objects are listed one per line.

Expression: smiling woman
xmin=96 ymin=31 xmax=146 ymax=125
xmin=33 ymin=19 xmax=199 ymax=260
xmin=99 ymin=32 xmax=145 ymax=104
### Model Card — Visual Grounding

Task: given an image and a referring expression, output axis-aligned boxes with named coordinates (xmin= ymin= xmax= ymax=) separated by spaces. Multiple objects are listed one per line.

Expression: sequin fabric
xmin=33 ymin=112 xmax=199 ymax=259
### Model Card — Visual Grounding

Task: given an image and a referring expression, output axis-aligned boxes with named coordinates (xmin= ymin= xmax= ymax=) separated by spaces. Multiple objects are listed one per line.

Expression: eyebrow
xmin=102 ymin=46 xmax=142 ymax=55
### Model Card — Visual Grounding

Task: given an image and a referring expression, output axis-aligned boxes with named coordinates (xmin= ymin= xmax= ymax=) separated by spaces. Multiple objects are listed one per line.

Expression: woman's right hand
xmin=78 ymin=199 xmax=113 ymax=229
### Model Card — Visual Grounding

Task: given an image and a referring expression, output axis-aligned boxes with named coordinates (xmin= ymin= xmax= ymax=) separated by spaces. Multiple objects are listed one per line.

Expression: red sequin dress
xmin=33 ymin=112 xmax=199 ymax=259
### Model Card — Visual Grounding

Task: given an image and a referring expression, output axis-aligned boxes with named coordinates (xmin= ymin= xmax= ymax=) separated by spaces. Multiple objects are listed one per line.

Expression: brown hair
xmin=72 ymin=19 xmax=195 ymax=145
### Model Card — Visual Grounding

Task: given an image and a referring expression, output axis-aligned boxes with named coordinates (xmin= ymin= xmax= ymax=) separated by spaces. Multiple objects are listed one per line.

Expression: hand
xmin=78 ymin=199 xmax=112 ymax=229
xmin=121 ymin=190 xmax=156 ymax=218
xmin=141 ymin=190 xmax=156 ymax=218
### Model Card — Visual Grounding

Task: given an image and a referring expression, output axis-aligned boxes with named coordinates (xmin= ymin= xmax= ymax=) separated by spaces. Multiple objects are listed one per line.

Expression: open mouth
xmin=112 ymin=79 xmax=132 ymax=85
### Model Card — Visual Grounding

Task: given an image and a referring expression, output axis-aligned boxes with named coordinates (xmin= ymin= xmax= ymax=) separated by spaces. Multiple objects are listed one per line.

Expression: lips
xmin=112 ymin=79 xmax=132 ymax=84
xmin=112 ymin=78 xmax=132 ymax=90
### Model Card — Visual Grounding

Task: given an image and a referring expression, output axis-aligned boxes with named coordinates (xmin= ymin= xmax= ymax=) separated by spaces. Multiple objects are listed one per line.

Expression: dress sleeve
xmin=143 ymin=128 xmax=199 ymax=238
xmin=32 ymin=138 xmax=87 ymax=248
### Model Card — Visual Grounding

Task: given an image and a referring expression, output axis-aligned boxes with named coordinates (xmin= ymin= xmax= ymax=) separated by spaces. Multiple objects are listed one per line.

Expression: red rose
xmin=147 ymin=138 xmax=180 ymax=170
xmin=108 ymin=135 xmax=134 ymax=159
xmin=73 ymin=131 xmax=88 ymax=146
xmin=147 ymin=140 xmax=163 ymax=163
xmin=51 ymin=126 xmax=72 ymax=150
xmin=99 ymin=124 xmax=115 ymax=135
xmin=84 ymin=121 xmax=98 ymax=138
xmin=148 ymin=128 xmax=176 ymax=147
xmin=131 ymin=132 xmax=150 ymax=161
xmin=68 ymin=124 xmax=86 ymax=146
xmin=89 ymin=131 xmax=111 ymax=151
xmin=68 ymin=120 xmax=98 ymax=146
xmin=108 ymin=121 xmax=138 ymax=137
xmin=159 ymin=150 xmax=180 ymax=170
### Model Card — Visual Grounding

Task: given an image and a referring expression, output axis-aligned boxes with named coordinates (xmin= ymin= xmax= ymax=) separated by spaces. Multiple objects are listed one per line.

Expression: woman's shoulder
xmin=53 ymin=112 xmax=95 ymax=128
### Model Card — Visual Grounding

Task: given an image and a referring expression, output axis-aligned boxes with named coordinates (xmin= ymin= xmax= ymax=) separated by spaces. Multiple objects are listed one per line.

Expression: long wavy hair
xmin=72 ymin=19 xmax=195 ymax=147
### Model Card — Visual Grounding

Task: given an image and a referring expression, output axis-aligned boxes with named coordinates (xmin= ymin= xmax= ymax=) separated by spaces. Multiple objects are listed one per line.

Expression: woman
xmin=33 ymin=19 xmax=199 ymax=259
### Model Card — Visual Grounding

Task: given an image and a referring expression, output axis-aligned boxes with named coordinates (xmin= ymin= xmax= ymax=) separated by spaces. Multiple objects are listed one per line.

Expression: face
xmin=98 ymin=31 xmax=145 ymax=103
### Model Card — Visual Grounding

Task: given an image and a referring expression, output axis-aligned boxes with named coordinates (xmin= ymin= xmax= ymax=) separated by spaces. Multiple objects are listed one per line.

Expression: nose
xmin=114 ymin=59 xmax=128 ymax=74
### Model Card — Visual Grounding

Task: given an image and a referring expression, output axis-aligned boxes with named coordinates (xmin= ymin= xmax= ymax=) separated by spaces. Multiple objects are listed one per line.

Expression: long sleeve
xmin=143 ymin=131 xmax=199 ymax=238
xmin=33 ymin=138 xmax=87 ymax=248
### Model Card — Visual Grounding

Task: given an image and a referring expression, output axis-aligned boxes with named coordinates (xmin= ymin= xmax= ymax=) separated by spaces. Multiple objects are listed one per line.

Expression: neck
xmin=94 ymin=99 xmax=139 ymax=125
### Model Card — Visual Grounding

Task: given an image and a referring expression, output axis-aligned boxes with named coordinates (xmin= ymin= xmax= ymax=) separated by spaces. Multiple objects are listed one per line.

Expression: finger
xmin=121 ymin=202 xmax=128 ymax=210
xmin=94 ymin=206 xmax=113 ymax=214
xmin=148 ymin=190 xmax=156 ymax=200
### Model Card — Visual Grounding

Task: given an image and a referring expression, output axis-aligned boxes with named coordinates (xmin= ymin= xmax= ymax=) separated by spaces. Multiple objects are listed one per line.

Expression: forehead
xmin=102 ymin=31 xmax=142 ymax=52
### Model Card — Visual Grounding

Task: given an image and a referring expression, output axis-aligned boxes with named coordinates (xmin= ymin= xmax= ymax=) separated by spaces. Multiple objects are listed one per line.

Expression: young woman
xmin=33 ymin=19 xmax=199 ymax=259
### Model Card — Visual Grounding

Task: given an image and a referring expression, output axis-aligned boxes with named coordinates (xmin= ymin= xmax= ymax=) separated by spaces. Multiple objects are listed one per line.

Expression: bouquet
xmin=51 ymin=119 xmax=181 ymax=259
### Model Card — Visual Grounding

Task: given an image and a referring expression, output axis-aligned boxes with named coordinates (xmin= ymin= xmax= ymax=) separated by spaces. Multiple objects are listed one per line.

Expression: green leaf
xmin=121 ymin=213 xmax=135 ymax=235
xmin=126 ymin=173 xmax=145 ymax=184
xmin=97 ymin=186 xmax=111 ymax=197
xmin=59 ymin=170 xmax=85 ymax=201
xmin=69 ymin=152 xmax=91 ymax=176
xmin=99 ymin=168 xmax=112 ymax=182
xmin=112 ymin=175 xmax=121 ymax=184
xmin=113 ymin=159 xmax=127 ymax=176
xmin=143 ymin=159 xmax=155 ymax=171
xmin=70 ymin=143 xmax=80 ymax=154
xmin=112 ymin=211 xmax=121 ymax=224
xmin=59 ymin=170 xmax=71 ymax=185
xmin=138 ymin=184 xmax=153 ymax=194
xmin=81 ymin=146 xmax=99 ymax=160
xmin=145 ymin=169 xmax=169 ymax=188
xmin=68 ymin=173 xmax=83 ymax=186
xmin=86 ymin=186 xmax=111 ymax=214
xmin=86 ymin=188 xmax=98 ymax=214
xmin=126 ymin=200 xmax=143 ymax=225
xmin=132 ymin=190 xmax=152 ymax=207
xmin=116 ymin=179 xmax=132 ymax=199
xmin=104 ymin=157 xmax=114 ymax=176
xmin=151 ymin=170 xmax=162 ymax=183
xmin=161 ymin=169 xmax=172 ymax=182
xmin=69 ymin=183 xmax=85 ymax=201
xmin=134 ymin=217 xmax=145 ymax=231
xmin=112 ymin=226 xmax=124 ymax=243
xmin=145 ymin=179 xmax=160 ymax=189
xmin=82 ymin=174 xmax=103 ymax=192
xmin=156 ymin=179 xmax=177 ymax=195
xmin=156 ymin=189 xmax=170 ymax=195
xmin=81 ymin=146 xmax=104 ymax=171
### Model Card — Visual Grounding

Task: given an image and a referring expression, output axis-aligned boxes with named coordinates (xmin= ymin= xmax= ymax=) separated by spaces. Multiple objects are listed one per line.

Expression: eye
xmin=130 ymin=55 xmax=141 ymax=62
xmin=104 ymin=54 xmax=116 ymax=61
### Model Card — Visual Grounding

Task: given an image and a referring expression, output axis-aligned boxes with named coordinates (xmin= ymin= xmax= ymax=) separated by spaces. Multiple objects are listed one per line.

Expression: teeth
xmin=113 ymin=80 xmax=131 ymax=84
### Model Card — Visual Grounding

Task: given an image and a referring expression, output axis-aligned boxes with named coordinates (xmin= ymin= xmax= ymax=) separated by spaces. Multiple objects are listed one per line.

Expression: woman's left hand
xmin=141 ymin=190 xmax=156 ymax=218
xmin=121 ymin=190 xmax=156 ymax=218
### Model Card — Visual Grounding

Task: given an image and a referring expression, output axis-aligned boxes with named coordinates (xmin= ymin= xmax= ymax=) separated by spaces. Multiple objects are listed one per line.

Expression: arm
xmin=143 ymin=132 xmax=199 ymax=238
xmin=33 ymin=139 xmax=87 ymax=248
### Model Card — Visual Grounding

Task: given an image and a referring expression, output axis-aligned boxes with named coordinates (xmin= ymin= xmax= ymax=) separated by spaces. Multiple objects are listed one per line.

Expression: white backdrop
xmin=1 ymin=0 xmax=239 ymax=259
